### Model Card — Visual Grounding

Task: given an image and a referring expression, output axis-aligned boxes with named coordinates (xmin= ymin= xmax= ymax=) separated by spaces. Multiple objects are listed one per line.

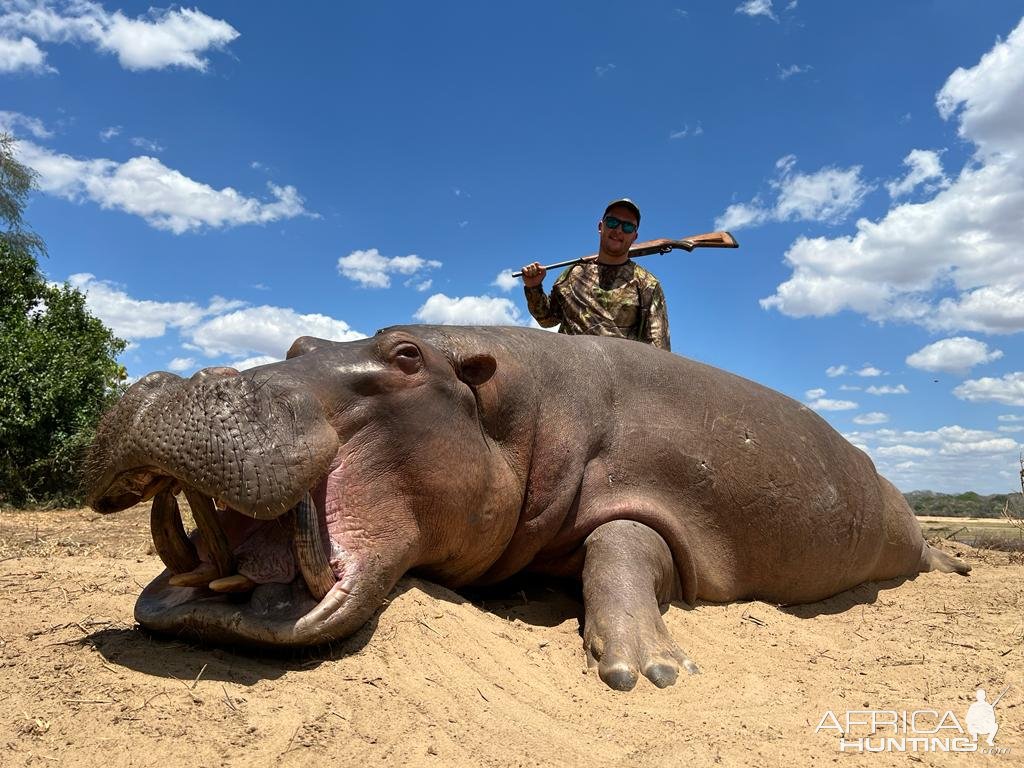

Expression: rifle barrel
xmin=509 ymin=232 xmax=737 ymax=278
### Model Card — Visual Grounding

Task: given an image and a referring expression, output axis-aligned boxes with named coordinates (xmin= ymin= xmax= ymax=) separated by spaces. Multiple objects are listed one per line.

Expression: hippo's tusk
xmin=150 ymin=488 xmax=200 ymax=574
xmin=208 ymin=574 xmax=257 ymax=593
xmin=292 ymin=492 xmax=336 ymax=601
xmin=183 ymin=488 xmax=234 ymax=578
xmin=168 ymin=562 xmax=219 ymax=587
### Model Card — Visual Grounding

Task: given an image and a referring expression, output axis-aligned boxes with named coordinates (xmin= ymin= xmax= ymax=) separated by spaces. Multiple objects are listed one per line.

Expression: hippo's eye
xmin=392 ymin=342 xmax=422 ymax=375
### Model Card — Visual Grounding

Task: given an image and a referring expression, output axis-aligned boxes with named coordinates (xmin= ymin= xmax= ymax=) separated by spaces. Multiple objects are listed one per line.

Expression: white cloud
xmin=905 ymin=336 xmax=1003 ymax=374
xmin=715 ymin=155 xmax=872 ymax=230
xmin=808 ymin=398 xmax=858 ymax=412
xmin=939 ymin=438 xmax=1019 ymax=456
xmin=760 ymin=18 xmax=1024 ymax=335
xmin=492 ymin=270 xmax=519 ymax=292
xmin=805 ymin=388 xmax=826 ymax=399
xmin=189 ymin=306 xmax=366 ymax=358
xmin=99 ymin=125 xmax=120 ymax=141
xmin=0 ymin=34 xmax=51 ymax=72
xmin=954 ymin=372 xmax=1024 ymax=406
xmin=998 ymin=425 xmax=1024 ymax=433
xmin=0 ymin=2 xmax=239 ymax=72
xmin=594 ymin=63 xmax=616 ymax=77
xmin=853 ymin=412 xmax=889 ymax=425
xmin=825 ymin=364 xmax=847 ymax=377
xmin=777 ymin=63 xmax=811 ymax=80
xmin=65 ymin=273 xmax=242 ymax=339
xmin=337 ymin=249 xmax=442 ymax=289
xmin=876 ymin=445 xmax=932 ymax=458
xmin=843 ymin=424 xmax=1022 ymax=492
xmin=0 ymin=109 xmax=51 ymax=137
xmin=886 ymin=149 xmax=949 ymax=198
xmin=413 ymin=294 xmax=526 ymax=326
xmin=998 ymin=414 xmax=1024 ymax=422
xmin=838 ymin=384 xmax=861 ymax=391
xmin=130 ymin=136 xmax=163 ymax=153
xmin=866 ymin=384 xmax=909 ymax=395
xmin=736 ymin=0 xmax=776 ymax=21
xmin=669 ymin=123 xmax=703 ymax=140
xmin=856 ymin=365 xmax=884 ymax=377
xmin=12 ymin=139 xmax=310 ymax=233
xmin=167 ymin=357 xmax=195 ymax=373
xmin=65 ymin=274 xmax=368 ymax=372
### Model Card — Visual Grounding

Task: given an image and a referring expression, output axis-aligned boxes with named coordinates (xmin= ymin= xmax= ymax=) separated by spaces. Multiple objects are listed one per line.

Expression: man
xmin=520 ymin=198 xmax=670 ymax=350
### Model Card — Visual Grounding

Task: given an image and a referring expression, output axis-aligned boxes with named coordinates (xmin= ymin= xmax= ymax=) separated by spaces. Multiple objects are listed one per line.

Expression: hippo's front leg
xmin=582 ymin=520 xmax=700 ymax=691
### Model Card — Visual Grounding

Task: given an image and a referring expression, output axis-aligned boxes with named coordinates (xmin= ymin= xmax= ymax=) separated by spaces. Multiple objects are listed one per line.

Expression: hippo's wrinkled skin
xmin=85 ymin=326 xmax=968 ymax=691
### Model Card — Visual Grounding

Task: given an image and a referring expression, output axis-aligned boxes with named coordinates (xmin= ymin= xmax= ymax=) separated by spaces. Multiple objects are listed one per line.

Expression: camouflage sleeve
xmin=524 ymin=284 xmax=562 ymax=328
xmin=643 ymin=282 xmax=671 ymax=351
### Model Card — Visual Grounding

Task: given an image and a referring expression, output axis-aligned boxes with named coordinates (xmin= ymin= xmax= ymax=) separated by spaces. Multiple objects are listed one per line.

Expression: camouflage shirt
xmin=524 ymin=260 xmax=671 ymax=350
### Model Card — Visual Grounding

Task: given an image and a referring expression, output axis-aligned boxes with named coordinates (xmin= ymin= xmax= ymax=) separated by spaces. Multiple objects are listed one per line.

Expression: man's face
xmin=598 ymin=205 xmax=639 ymax=259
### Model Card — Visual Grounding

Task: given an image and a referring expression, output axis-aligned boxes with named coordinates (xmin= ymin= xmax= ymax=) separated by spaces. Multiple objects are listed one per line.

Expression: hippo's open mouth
xmin=106 ymin=464 xmax=380 ymax=647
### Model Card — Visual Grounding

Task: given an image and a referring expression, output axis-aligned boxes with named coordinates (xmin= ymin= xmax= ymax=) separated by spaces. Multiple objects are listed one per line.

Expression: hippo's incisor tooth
xmin=182 ymin=488 xmax=234 ymax=578
xmin=292 ymin=492 xmax=336 ymax=601
xmin=208 ymin=574 xmax=256 ymax=593
xmin=150 ymin=488 xmax=200 ymax=573
xmin=168 ymin=562 xmax=219 ymax=587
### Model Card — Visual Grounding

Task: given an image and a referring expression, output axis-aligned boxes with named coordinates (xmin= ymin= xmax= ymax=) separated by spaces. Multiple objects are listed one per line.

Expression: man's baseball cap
xmin=604 ymin=198 xmax=641 ymax=224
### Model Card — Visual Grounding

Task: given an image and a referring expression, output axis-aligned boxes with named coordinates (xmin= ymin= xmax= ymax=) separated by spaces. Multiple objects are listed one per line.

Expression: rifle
xmin=511 ymin=231 xmax=739 ymax=278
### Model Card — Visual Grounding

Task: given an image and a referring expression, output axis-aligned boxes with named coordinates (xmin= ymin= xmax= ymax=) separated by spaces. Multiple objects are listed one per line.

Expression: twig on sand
xmin=191 ymin=663 xmax=207 ymax=690
xmin=417 ymin=617 xmax=443 ymax=636
xmin=129 ymin=691 xmax=170 ymax=713
xmin=65 ymin=698 xmax=114 ymax=705
xmin=281 ymin=725 xmax=303 ymax=756
xmin=740 ymin=609 xmax=767 ymax=627
xmin=221 ymin=684 xmax=238 ymax=712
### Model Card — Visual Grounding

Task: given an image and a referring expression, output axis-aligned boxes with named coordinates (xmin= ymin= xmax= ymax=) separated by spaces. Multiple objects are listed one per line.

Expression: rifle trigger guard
xmin=658 ymin=245 xmax=673 ymax=254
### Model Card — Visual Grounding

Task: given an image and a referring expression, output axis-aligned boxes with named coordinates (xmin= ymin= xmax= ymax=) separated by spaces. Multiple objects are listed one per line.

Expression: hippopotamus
xmin=85 ymin=325 xmax=968 ymax=691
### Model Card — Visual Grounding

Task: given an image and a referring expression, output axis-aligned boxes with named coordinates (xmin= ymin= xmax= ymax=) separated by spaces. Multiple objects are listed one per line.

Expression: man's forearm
xmin=524 ymin=285 xmax=562 ymax=328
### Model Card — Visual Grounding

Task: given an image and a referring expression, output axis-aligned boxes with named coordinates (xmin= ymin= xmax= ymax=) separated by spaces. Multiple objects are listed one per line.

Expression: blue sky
xmin=3 ymin=0 xmax=1024 ymax=493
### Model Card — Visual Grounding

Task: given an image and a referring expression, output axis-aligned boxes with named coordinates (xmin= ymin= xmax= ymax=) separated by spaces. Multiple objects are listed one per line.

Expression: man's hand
xmin=521 ymin=262 xmax=547 ymax=288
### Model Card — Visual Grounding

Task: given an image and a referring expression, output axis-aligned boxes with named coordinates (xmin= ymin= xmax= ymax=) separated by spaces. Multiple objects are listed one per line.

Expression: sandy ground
xmin=0 ymin=505 xmax=1021 ymax=768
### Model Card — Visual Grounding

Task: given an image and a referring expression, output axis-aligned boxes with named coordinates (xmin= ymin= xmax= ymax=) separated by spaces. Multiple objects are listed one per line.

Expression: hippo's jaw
xmin=109 ymin=463 xmax=416 ymax=648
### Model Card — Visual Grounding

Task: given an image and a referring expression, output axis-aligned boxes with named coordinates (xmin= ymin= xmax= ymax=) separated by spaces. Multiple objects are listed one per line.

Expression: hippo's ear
xmin=287 ymin=336 xmax=330 ymax=359
xmin=456 ymin=353 xmax=497 ymax=387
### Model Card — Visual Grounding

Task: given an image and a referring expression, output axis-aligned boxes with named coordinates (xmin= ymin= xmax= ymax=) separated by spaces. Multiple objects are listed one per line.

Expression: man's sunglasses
xmin=603 ymin=216 xmax=637 ymax=234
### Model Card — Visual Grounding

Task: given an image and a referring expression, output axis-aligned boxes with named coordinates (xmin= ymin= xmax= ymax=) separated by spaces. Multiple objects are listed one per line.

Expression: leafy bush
xmin=0 ymin=134 xmax=126 ymax=506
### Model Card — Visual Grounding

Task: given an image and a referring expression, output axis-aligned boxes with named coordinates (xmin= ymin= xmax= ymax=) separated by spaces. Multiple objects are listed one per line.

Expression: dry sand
xmin=1 ymin=505 xmax=1021 ymax=767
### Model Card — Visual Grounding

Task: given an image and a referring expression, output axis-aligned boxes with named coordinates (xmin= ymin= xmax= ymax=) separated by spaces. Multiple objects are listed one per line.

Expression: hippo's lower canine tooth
xmin=183 ymin=488 xmax=234 ymax=578
xmin=168 ymin=562 xmax=219 ymax=587
xmin=292 ymin=492 xmax=336 ymax=600
xmin=208 ymin=574 xmax=256 ymax=593
xmin=150 ymin=488 xmax=200 ymax=573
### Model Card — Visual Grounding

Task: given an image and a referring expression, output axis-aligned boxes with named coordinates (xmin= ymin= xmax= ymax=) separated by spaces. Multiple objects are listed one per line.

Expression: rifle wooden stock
xmin=511 ymin=231 xmax=738 ymax=278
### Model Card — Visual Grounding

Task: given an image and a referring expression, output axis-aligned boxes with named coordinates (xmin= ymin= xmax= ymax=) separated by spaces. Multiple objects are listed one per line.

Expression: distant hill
xmin=904 ymin=490 xmax=1023 ymax=519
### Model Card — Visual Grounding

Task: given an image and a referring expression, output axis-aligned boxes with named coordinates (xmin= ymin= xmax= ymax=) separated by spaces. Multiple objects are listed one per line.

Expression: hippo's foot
xmin=581 ymin=520 xmax=699 ymax=691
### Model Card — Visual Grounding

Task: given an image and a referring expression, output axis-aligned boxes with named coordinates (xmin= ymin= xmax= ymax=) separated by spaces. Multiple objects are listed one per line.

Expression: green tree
xmin=0 ymin=133 xmax=126 ymax=506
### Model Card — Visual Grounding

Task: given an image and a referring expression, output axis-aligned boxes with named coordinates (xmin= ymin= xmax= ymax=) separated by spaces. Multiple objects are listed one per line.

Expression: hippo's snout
xmin=86 ymin=369 xmax=339 ymax=519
